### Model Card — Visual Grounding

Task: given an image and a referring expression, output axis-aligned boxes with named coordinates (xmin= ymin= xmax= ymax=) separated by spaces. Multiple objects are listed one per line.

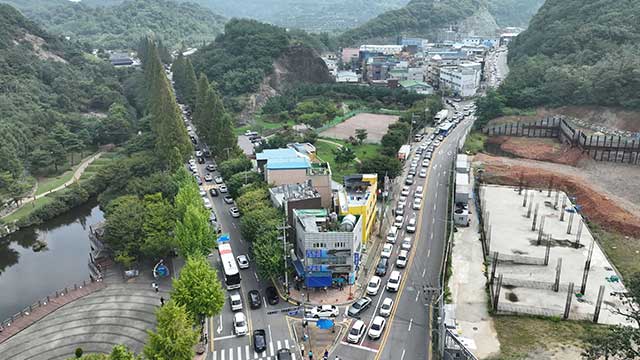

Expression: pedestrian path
xmin=212 ymin=339 xmax=295 ymax=360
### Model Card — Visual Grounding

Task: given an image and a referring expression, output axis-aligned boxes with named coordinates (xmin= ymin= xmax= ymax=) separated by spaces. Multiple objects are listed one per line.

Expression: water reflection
xmin=0 ymin=200 xmax=103 ymax=320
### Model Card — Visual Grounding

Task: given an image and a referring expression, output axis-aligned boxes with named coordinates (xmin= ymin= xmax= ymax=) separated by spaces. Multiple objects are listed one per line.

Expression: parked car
xmin=214 ymin=176 xmax=224 ymax=184
xmin=229 ymin=207 xmax=240 ymax=218
xmin=248 ymin=290 xmax=262 ymax=309
xmin=237 ymin=254 xmax=250 ymax=269
xmin=402 ymin=236 xmax=412 ymax=251
xmin=199 ymin=187 xmax=207 ymax=197
xmin=234 ymin=312 xmax=248 ymax=336
xmin=230 ymin=292 xmax=243 ymax=311
xmin=401 ymin=186 xmax=410 ymax=196
xmin=366 ymin=276 xmax=381 ymax=296
xmin=406 ymin=217 xmax=417 ymax=233
xmin=395 ymin=204 xmax=405 ymax=216
xmin=223 ymin=195 xmax=234 ymax=204
xmin=405 ymin=175 xmax=414 ymax=185
xmin=412 ymin=198 xmax=422 ymax=210
xmin=306 ymin=305 xmax=339 ymax=318
xmin=347 ymin=297 xmax=372 ymax=317
xmin=195 ymin=150 xmax=203 ymax=157
xmin=253 ymin=329 xmax=267 ymax=353
xmin=204 ymin=174 xmax=213 ymax=182
xmin=368 ymin=316 xmax=386 ymax=339
xmin=393 ymin=215 xmax=404 ymax=228
xmin=396 ymin=250 xmax=409 ymax=268
xmin=198 ymin=157 xmax=205 ymax=164
xmin=206 ymin=164 xmax=217 ymax=172
xmin=203 ymin=198 xmax=212 ymax=209
xmin=398 ymin=196 xmax=407 ymax=207
xmin=379 ymin=297 xmax=394 ymax=317
xmin=380 ymin=243 xmax=393 ymax=258
xmin=419 ymin=168 xmax=428 ymax=178
xmin=265 ymin=286 xmax=279 ymax=305
xmin=347 ymin=320 xmax=367 ymax=343
xmin=386 ymin=270 xmax=401 ymax=292
xmin=386 ymin=226 xmax=398 ymax=243
xmin=408 ymin=167 xmax=417 ymax=176
xmin=422 ymin=159 xmax=430 ymax=167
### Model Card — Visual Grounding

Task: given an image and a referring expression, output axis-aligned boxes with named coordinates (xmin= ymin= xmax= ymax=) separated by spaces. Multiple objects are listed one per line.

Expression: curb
xmin=272 ymin=278 xmax=362 ymax=307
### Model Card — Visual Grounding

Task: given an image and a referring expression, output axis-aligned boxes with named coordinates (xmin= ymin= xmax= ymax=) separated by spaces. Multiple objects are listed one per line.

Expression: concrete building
xmin=462 ymin=36 xmax=498 ymax=48
xmin=359 ymin=45 xmax=403 ymax=55
xmin=336 ymin=70 xmax=359 ymax=83
xmin=270 ymin=182 xmax=323 ymax=242
xmin=322 ymin=55 xmax=338 ymax=77
xmin=439 ymin=62 xmax=482 ymax=97
xmin=109 ymin=53 xmax=134 ymax=67
xmin=399 ymin=80 xmax=433 ymax=95
xmin=293 ymin=209 xmax=363 ymax=287
xmin=341 ymin=48 xmax=360 ymax=67
xmin=336 ymin=174 xmax=378 ymax=244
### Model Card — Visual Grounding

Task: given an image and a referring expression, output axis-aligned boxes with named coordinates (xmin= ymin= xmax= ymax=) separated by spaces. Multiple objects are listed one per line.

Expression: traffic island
xmin=288 ymin=317 xmax=347 ymax=359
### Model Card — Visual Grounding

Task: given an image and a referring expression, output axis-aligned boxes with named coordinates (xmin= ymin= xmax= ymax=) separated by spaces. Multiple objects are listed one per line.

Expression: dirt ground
xmin=319 ymin=113 xmax=399 ymax=143
xmin=486 ymin=136 xmax=587 ymax=166
xmin=474 ymin=153 xmax=640 ymax=237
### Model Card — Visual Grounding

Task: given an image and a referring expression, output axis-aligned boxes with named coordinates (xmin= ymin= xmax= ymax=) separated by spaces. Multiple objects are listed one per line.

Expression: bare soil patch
xmin=319 ymin=113 xmax=399 ymax=143
xmin=486 ymin=136 xmax=586 ymax=166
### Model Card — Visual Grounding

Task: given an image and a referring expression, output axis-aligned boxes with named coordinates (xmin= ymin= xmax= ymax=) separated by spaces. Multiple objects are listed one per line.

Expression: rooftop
xmin=399 ymin=80 xmax=432 ymax=88
xmin=257 ymin=148 xmax=311 ymax=170
xmin=343 ymin=174 xmax=377 ymax=206
xmin=270 ymin=181 xmax=321 ymax=208
xmin=295 ymin=209 xmax=359 ymax=233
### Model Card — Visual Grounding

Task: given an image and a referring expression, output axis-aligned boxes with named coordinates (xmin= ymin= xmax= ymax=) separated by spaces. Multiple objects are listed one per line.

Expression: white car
xmin=214 ymin=176 xmax=224 ymax=184
xmin=236 ymin=255 xmax=250 ymax=269
xmin=422 ymin=159 xmax=430 ymax=167
xmin=412 ymin=198 xmax=422 ymax=210
xmin=188 ymin=159 xmax=196 ymax=166
xmin=406 ymin=217 xmax=416 ymax=233
xmin=368 ymin=316 xmax=386 ymax=339
xmin=199 ymin=187 xmax=207 ymax=197
xmin=229 ymin=207 xmax=241 ymax=218
xmin=218 ymin=184 xmax=228 ymax=193
xmin=381 ymin=243 xmax=393 ymax=259
xmin=396 ymin=250 xmax=409 ymax=268
xmin=386 ymin=271 xmax=401 ymax=292
xmin=415 ymin=186 xmax=424 ymax=197
xmin=419 ymin=168 xmax=427 ymax=178
xmin=203 ymin=198 xmax=212 ymax=209
xmin=195 ymin=150 xmax=203 ymax=157
xmin=347 ymin=320 xmax=367 ymax=343
xmin=379 ymin=297 xmax=394 ymax=317
xmin=233 ymin=312 xmax=248 ymax=336
xmin=393 ymin=215 xmax=404 ymax=228
xmin=306 ymin=305 xmax=339 ymax=318
xmin=396 ymin=204 xmax=405 ymax=216
xmin=366 ymin=276 xmax=381 ymax=296
xmin=401 ymin=186 xmax=410 ymax=197
xmin=230 ymin=292 xmax=243 ymax=311
xmin=402 ymin=237 xmax=412 ymax=251
xmin=410 ymin=160 xmax=418 ymax=168
xmin=398 ymin=196 xmax=407 ymax=207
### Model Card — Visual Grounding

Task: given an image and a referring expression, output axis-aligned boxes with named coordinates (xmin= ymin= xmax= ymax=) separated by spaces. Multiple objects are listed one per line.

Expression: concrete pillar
xmin=564 ymin=282 xmax=574 ymax=320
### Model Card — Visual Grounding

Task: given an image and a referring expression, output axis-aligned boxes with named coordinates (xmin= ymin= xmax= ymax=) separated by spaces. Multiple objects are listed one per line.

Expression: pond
xmin=0 ymin=201 xmax=103 ymax=320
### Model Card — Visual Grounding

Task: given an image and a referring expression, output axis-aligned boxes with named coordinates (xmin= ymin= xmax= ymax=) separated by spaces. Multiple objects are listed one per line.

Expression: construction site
xmin=477 ymin=184 xmax=632 ymax=325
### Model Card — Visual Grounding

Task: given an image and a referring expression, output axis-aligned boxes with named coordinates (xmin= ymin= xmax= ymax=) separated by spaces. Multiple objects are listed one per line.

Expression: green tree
xmin=171 ymin=54 xmax=186 ymax=100
xmin=143 ymin=301 xmax=199 ymax=360
xmin=355 ymin=128 xmax=368 ymax=144
xmin=43 ymin=138 xmax=67 ymax=172
xmin=183 ymin=58 xmax=198 ymax=109
xmin=192 ymin=73 xmax=210 ymax=135
xmin=239 ymin=206 xmax=280 ymax=243
xmin=103 ymin=195 xmax=145 ymax=259
xmin=109 ymin=345 xmax=137 ymax=360
xmin=235 ymin=186 xmax=270 ymax=213
xmin=175 ymin=203 xmax=213 ymax=257
xmin=227 ymin=171 xmax=262 ymax=198
xmin=141 ymin=193 xmax=176 ymax=258
xmin=475 ymin=89 xmax=506 ymax=129
xmin=218 ymin=157 xmax=252 ymax=180
xmin=98 ymin=103 xmax=132 ymax=145
xmin=171 ymin=256 xmax=225 ymax=320
xmin=253 ymin=230 xmax=284 ymax=279
xmin=174 ymin=170 xmax=201 ymax=219
xmin=358 ymin=154 xmax=402 ymax=180
xmin=333 ymin=146 xmax=356 ymax=168
xmin=29 ymin=148 xmax=53 ymax=172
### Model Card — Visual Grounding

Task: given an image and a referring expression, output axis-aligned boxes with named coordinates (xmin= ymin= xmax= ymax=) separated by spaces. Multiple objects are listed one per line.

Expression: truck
xmin=397 ymin=144 xmax=411 ymax=161
xmin=434 ymin=109 xmax=449 ymax=124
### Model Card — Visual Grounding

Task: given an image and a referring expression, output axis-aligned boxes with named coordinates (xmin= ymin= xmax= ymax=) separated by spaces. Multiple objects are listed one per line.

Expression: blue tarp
xmin=217 ymin=234 xmax=230 ymax=243
xmin=316 ymin=319 xmax=334 ymax=329
xmin=305 ymin=272 xmax=332 ymax=288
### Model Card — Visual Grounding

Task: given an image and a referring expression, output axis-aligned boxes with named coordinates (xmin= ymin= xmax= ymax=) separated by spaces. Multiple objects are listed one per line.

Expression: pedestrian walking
xmin=308 ymin=350 xmax=313 ymax=360
xmin=160 ymin=296 xmax=165 ymax=306
xmin=324 ymin=349 xmax=329 ymax=358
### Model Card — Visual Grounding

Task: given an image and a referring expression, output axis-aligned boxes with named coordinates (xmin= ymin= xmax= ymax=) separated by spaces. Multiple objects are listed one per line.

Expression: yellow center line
xmin=209 ymin=316 xmax=215 ymax=352
xmin=373 ymin=140 xmax=441 ymax=360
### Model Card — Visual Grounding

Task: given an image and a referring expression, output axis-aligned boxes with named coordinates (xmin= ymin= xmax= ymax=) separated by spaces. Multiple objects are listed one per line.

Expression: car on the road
xmin=276 ymin=348 xmax=292 ymax=360
xmin=396 ymin=250 xmax=409 ymax=268
xmin=368 ymin=316 xmax=386 ymax=339
xmin=347 ymin=320 xmax=367 ymax=344
xmin=198 ymin=157 xmax=205 ymax=164
xmin=237 ymin=254 xmax=250 ymax=269
xmin=386 ymin=226 xmax=398 ymax=243
xmin=230 ymin=292 xmax=243 ymax=311
xmin=209 ymin=211 xmax=217 ymax=223
xmin=206 ymin=164 xmax=217 ymax=172
xmin=386 ymin=270 xmax=401 ymax=292
xmin=381 ymin=243 xmax=393 ymax=258
xmin=375 ymin=257 xmax=389 ymax=277
xmin=194 ymin=175 xmax=202 ymax=185
xmin=347 ymin=297 xmax=372 ymax=317
xmin=398 ymin=196 xmax=407 ymax=207
xmin=402 ymin=236 xmax=412 ymax=251
xmin=405 ymin=175 xmax=414 ymax=185
xmin=265 ymin=286 xmax=279 ymax=305
xmin=195 ymin=150 xmax=203 ymax=157
xmin=204 ymin=174 xmax=213 ymax=182
xmin=209 ymin=188 xmax=218 ymax=197
xmin=203 ymin=198 xmax=212 ymax=209
xmin=248 ymin=290 xmax=262 ymax=309
xmin=253 ymin=329 xmax=267 ymax=353
xmin=406 ymin=217 xmax=417 ymax=233
xmin=199 ymin=187 xmax=207 ymax=197
xmin=306 ymin=305 xmax=339 ymax=318
xmin=424 ymin=152 xmax=432 ymax=160
xmin=229 ymin=207 xmax=240 ymax=218
xmin=416 ymin=186 xmax=424 ymax=196
xmin=189 ymin=158 xmax=197 ymax=166
xmin=218 ymin=184 xmax=228 ymax=193
xmin=379 ymin=297 xmax=394 ymax=317
xmin=410 ymin=160 xmax=419 ymax=168
xmin=234 ymin=312 xmax=248 ymax=336
xmin=401 ymin=186 xmax=410 ymax=196
xmin=408 ymin=167 xmax=417 ymax=176
xmin=412 ymin=198 xmax=422 ymax=210
xmin=419 ymin=168 xmax=428 ymax=178
xmin=433 ymin=140 xmax=441 ymax=147
xmin=393 ymin=215 xmax=404 ymax=228
xmin=214 ymin=176 xmax=224 ymax=184
xmin=437 ymin=135 xmax=445 ymax=141
xmin=395 ymin=204 xmax=405 ymax=216
xmin=223 ymin=195 xmax=234 ymax=204
xmin=422 ymin=159 xmax=430 ymax=167
xmin=366 ymin=276 xmax=381 ymax=296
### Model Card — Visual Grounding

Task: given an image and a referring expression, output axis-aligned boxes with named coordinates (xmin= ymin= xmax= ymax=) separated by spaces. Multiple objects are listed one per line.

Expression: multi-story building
xmin=439 ymin=62 xmax=482 ymax=97
xmin=270 ymin=182 xmax=323 ymax=242
xmin=359 ymin=45 xmax=403 ymax=55
xmin=336 ymin=174 xmax=378 ymax=244
xmin=293 ymin=209 xmax=363 ymax=287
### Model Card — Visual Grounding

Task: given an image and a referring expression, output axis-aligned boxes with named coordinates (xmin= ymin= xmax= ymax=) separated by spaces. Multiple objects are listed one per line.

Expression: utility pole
xmin=277 ymin=219 xmax=292 ymax=295
xmin=378 ymin=172 xmax=390 ymax=235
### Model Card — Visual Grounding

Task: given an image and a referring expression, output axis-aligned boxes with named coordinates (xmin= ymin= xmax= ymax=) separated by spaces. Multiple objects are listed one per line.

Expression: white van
xmin=386 ymin=226 xmax=398 ymax=244
xmin=386 ymin=271 xmax=402 ymax=292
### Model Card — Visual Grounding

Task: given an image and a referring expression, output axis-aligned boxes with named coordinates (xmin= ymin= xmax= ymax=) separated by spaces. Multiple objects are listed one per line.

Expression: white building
xmin=439 ymin=62 xmax=482 ymax=97
xmin=336 ymin=70 xmax=359 ymax=83
xmin=322 ymin=57 xmax=338 ymax=77
xmin=359 ymin=45 xmax=403 ymax=55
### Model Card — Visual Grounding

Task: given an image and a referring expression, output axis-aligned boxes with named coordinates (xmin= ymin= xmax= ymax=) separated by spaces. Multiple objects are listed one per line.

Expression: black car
xmin=375 ymin=258 xmax=389 ymax=276
xmin=209 ymin=188 xmax=218 ymax=197
xmin=276 ymin=348 xmax=292 ymax=360
xmin=197 ymin=157 xmax=205 ymax=164
xmin=248 ymin=290 xmax=262 ymax=309
xmin=265 ymin=286 xmax=279 ymax=305
xmin=253 ymin=329 xmax=267 ymax=353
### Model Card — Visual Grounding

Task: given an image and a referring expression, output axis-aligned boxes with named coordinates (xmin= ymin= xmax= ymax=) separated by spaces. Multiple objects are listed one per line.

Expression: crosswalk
xmin=212 ymin=339 xmax=296 ymax=360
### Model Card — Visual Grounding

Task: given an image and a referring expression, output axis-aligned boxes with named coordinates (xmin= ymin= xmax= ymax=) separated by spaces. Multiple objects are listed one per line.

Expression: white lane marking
xmin=408 ymin=318 xmax=413 ymax=331
xmin=422 ymin=268 xmax=426 ymax=278
xmin=428 ymin=248 xmax=431 ymax=257
xmin=238 ymin=346 xmax=242 ymax=360
xmin=254 ymin=350 xmax=259 ymax=359
xmin=430 ymin=232 xmax=434 ymax=239
xmin=229 ymin=346 xmax=233 ymax=360
xmin=264 ymin=297 xmax=268 ymax=308
xmin=217 ymin=315 xmax=223 ymax=334
xmin=213 ymin=350 xmax=217 ymax=360
xmin=221 ymin=349 xmax=225 ymax=360
xmin=415 ymin=291 xmax=420 ymax=302
xmin=269 ymin=340 xmax=275 ymax=356
xmin=433 ymin=204 xmax=437 ymax=211
xmin=361 ymin=293 xmax=386 ymax=346
xmin=254 ymin=272 xmax=259 ymax=281
xmin=245 ymin=345 xmax=250 ymax=359
xmin=213 ymin=334 xmax=237 ymax=341
xmin=285 ymin=339 xmax=290 ymax=349
xmin=339 ymin=341 xmax=379 ymax=353
xmin=401 ymin=349 xmax=406 ymax=360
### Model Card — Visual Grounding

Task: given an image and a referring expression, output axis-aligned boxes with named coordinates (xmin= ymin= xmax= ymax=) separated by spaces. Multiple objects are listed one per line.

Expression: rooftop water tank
xmin=340 ymin=214 xmax=357 ymax=231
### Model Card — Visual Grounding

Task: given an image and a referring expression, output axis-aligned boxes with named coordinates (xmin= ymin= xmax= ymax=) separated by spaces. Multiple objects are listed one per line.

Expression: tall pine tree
xmin=183 ymin=58 xmax=198 ymax=109
xmin=171 ymin=54 xmax=186 ymax=103
xmin=192 ymin=73 xmax=209 ymax=133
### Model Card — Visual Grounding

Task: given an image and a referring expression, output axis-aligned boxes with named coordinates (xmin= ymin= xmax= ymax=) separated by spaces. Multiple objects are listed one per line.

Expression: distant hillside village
xmin=323 ymin=27 xmax=521 ymax=98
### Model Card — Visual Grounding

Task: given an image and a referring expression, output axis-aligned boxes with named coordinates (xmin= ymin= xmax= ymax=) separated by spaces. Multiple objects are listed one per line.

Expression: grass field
xmin=35 ymin=152 xmax=99 ymax=196
xmin=462 ymin=131 xmax=488 ymax=155
xmin=2 ymin=196 xmax=53 ymax=224
xmin=78 ymin=152 xmax=119 ymax=182
xmin=314 ymin=139 xmax=381 ymax=182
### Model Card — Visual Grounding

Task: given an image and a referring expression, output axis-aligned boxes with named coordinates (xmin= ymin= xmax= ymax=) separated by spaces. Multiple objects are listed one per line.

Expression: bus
xmin=218 ymin=242 xmax=241 ymax=290
xmin=439 ymin=122 xmax=454 ymax=136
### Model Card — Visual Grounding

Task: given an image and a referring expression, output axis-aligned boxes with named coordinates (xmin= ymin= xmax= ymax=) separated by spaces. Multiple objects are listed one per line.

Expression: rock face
xmin=240 ymin=45 xmax=333 ymax=123
xmin=458 ymin=6 xmax=499 ymax=37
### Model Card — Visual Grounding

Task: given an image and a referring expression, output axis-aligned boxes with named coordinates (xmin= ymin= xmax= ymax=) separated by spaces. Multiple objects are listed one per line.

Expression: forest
xmin=11 ymin=0 xmax=226 ymax=50
xmin=500 ymin=0 xmax=640 ymax=109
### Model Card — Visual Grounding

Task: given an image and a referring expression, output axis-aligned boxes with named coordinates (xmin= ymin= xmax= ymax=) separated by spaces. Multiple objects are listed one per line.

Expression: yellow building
xmin=337 ymin=174 xmax=378 ymax=243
